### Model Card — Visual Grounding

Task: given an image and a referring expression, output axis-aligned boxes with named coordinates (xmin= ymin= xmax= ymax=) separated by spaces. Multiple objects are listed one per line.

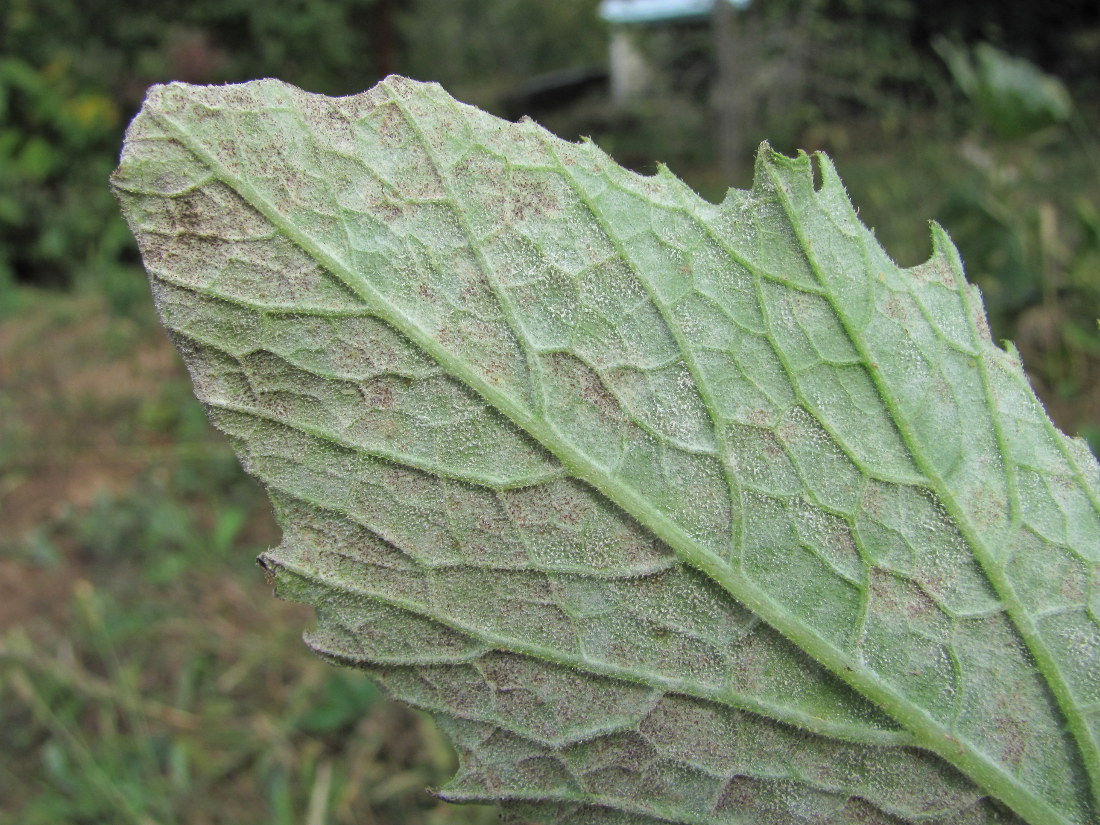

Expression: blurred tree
xmin=0 ymin=0 xmax=394 ymax=296
xmin=397 ymin=0 xmax=606 ymax=108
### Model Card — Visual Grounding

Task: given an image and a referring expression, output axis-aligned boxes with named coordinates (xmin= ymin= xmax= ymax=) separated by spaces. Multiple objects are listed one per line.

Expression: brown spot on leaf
xmin=884 ymin=293 xmax=908 ymax=322
xmin=378 ymin=104 xmax=407 ymax=147
xmin=716 ymin=775 xmax=760 ymax=813
xmin=511 ymin=172 xmax=561 ymax=220
xmin=545 ymin=353 xmax=624 ymax=423
xmin=360 ymin=377 xmax=397 ymax=410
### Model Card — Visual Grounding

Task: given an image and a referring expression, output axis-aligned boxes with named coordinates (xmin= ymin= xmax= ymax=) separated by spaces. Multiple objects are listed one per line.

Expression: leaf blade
xmin=112 ymin=76 xmax=1100 ymax=824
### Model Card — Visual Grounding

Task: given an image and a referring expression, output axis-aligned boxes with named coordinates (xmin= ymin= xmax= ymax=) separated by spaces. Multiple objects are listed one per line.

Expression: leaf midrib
xmin=145 ymin=83 xmax=1071 ymax=825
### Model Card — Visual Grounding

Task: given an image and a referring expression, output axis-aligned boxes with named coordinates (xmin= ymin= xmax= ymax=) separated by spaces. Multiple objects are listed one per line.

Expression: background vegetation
xmin=1 ymin=1 xmax=1097 ymax=822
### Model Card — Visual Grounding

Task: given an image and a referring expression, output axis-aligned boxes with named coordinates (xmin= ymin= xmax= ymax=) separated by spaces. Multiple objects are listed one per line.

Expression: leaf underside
xmin=112 ymin=77 xmax=1100 ymax=825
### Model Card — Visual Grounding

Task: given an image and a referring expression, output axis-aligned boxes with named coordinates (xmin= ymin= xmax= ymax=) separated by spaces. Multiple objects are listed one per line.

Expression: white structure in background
xmin=599 ymin=0 xmax=751 ymax=104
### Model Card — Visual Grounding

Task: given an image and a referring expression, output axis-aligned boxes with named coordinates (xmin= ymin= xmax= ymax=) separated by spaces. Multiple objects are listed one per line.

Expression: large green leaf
xmin=111 ymin=77 xmax=1100 ymax=825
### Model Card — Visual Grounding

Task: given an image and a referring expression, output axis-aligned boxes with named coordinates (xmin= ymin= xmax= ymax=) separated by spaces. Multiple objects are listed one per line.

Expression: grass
xmin=0 ymin=286 xmax=496 ymax=825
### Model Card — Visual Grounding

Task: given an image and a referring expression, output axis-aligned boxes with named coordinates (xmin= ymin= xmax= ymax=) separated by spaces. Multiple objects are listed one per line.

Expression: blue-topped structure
xmin=599 ymin=0 xmax=750 ymax=26
xmin=600 ymin=0 xmax=753 ymax=105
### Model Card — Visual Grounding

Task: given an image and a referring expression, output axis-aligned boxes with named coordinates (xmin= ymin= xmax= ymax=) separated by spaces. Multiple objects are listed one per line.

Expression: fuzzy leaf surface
xmin=111 ymin=77 xmax=1100 ymax=825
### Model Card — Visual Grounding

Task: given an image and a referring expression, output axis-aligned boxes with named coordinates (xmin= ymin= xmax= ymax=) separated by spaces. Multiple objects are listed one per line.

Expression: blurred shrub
xmin=935 ymin=39 xmax=1072 ymax=139
xmin=0 ymin=56 xmax=132 ymax=300
xmin=930 ymin=41 xmax=1100 ymax=444
xmin=0 ymin=0 xmax=394 ymax=305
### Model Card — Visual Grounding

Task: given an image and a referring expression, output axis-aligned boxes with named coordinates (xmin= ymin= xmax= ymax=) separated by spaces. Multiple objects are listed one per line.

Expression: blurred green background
xmin=1 ymin=1 xmax=1098 ymax=823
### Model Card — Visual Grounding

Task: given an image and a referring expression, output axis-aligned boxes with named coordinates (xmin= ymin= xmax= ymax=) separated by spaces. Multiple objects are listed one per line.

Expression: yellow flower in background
xmin=65 ymin=94 xmax=119 ymax=131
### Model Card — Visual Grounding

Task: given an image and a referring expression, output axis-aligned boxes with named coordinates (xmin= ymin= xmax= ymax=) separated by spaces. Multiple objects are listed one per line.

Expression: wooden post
xmin=374 ymin=0 xmax=394 ymax=78
xmin=712 ymin=0 xmax=740 ymax=183
xmin=609 ymin=26 xmax=651 ymax=105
